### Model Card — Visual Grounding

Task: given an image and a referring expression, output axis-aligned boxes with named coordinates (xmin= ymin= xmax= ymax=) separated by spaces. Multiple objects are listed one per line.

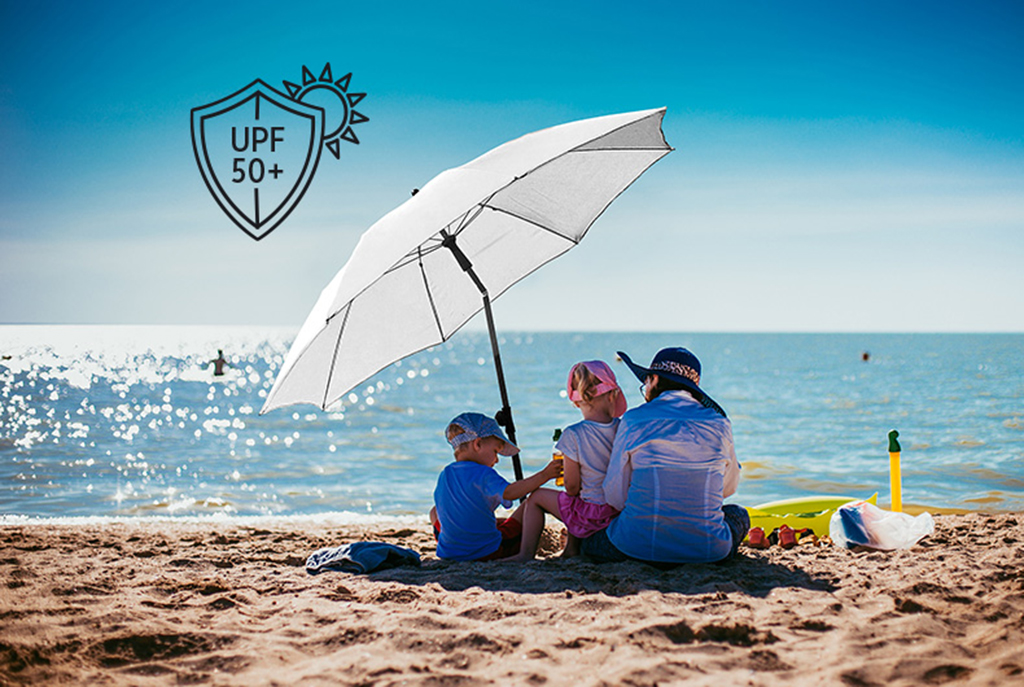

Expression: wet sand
xmin=2 ymin=513 xmax=1022 ymax=686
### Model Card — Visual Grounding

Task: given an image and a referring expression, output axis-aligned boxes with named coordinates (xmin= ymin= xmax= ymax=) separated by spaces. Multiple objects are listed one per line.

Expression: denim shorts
xmin=581 ymin=505 xmax=750 ymax=564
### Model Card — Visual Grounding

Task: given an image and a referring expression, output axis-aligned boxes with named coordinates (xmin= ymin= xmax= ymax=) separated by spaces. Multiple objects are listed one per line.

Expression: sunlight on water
xmin=1 ymin=327 xmax=1023 ymax=518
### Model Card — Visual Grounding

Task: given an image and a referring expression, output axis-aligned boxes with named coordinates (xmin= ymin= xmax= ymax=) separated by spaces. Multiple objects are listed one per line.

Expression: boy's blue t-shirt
xmin=433 ymin=461 xmax=512 ymax=561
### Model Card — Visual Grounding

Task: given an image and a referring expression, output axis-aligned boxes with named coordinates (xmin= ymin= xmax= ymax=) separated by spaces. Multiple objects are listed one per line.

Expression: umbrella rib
xmin=569 ymin=152 xmax=670 ymax=246
xmin=575 ymin=145 xmax=670 ymax=151
xmin=488 ymin=109 xmax=671 ymax=189
xmin=453 ymin=195 xmax=495 ymax=236
xmin=321 ymin=304 xmax=352 ymax=410
xmin=417 ymin=245 xmax=446 ymax=341
xmin=384 ymin=200 xmax=491 ymax=277
xmin=386 ymin=241 xmax=446 ymax=274
xmin=480 ymin=205 xmax=579 ymax=244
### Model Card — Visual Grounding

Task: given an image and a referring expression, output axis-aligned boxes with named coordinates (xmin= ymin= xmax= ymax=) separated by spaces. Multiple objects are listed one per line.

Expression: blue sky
xmin=1 ymin=1 xmax=1022 ymax=331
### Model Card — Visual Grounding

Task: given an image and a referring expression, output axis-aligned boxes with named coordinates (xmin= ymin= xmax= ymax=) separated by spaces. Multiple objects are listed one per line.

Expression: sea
xmin=1 ymin=326 xmax=1022 ymax=523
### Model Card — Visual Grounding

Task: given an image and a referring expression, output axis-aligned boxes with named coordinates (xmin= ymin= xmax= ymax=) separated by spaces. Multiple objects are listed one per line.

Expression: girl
xmin=510 ymin=360 xmax=626 ymax=560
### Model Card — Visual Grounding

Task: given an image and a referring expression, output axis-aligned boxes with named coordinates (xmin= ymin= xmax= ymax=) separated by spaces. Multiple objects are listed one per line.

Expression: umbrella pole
xmin=442 ymin=231 xmax=524 ymax=481
xmin=481 ymin=293 xmax=523 ymax=481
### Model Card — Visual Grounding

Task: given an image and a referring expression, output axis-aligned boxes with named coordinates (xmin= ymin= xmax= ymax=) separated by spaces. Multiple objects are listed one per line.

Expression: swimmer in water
xmin=208 ymin=349 xmax=231 ymax=376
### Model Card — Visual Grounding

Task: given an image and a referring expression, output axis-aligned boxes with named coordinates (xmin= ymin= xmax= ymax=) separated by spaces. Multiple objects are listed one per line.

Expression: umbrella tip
xmin=411 ymin=188 xmax=419 ymax=196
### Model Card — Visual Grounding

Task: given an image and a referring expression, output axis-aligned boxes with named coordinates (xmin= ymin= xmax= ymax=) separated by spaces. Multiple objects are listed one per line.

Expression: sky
xmin=1 ymin=0 xmax=1022 ymax=332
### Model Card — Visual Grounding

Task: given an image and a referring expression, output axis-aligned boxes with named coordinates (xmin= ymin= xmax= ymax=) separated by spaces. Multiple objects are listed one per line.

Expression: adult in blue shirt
xmin=582 ymin=347 xmax=749 ymax=564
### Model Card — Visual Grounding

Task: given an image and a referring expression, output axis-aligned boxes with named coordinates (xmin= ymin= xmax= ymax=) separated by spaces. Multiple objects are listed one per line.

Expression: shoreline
xmin=0 ymin=511 xmax=431 ymax=528
xmin=0 ymin=500 xmax=996 ymax=528
xmin=2 ymin=513 xmax=1022 ymax=685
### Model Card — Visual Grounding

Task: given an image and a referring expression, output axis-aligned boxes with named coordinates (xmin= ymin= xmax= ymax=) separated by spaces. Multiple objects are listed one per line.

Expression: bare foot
xmin=506 ymin=552 xmax=535 ymax=563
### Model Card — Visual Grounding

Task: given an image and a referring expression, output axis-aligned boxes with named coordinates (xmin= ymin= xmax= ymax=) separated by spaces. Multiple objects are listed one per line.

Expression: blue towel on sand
xmin=306 ymin=541 xmax=421 ymax=575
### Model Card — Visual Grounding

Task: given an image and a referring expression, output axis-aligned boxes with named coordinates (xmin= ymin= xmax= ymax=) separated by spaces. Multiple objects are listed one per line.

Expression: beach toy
xmin=889 ymin=429 xmax=902 ymax=513
xmin=777 ymin=524 xmax=797 ymax=549
xmin=747 ymin=525 xmax=817 ymax=549
xmin=830 ymin=500 xmax=934 ymax=550
xmin=745 ymin=493 xmax=878 ymax=539
xmin=747 ymin=527 xmax=769 ymax=549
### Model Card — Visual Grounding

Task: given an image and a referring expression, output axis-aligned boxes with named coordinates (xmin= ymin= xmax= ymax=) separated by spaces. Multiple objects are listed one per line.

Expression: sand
xmin=1 ymin=513 xmax=1022 ymax=686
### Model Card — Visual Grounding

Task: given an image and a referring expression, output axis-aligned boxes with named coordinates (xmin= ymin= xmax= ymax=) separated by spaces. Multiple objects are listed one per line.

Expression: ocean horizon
xmin=2 ymin=325 xmax=1022 ymax=522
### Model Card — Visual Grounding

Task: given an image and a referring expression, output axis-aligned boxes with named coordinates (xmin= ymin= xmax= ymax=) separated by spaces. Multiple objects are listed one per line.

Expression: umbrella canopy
xmin=262 ymin=108 xmax=672 ymax=420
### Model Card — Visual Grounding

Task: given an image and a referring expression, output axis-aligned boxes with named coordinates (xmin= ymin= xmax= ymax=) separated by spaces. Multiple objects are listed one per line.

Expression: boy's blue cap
xmin=446 ymin=412 xmax=518 ymax=455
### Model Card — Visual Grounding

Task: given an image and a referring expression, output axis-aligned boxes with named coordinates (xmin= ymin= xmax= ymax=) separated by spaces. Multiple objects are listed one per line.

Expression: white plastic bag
xmin=829 ymin=500 xmax=935 ymax=551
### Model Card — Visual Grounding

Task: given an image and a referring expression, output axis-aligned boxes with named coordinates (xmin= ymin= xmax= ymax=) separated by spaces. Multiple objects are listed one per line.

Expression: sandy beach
xmin=1 ymin=513 xmax=1022 ymax=686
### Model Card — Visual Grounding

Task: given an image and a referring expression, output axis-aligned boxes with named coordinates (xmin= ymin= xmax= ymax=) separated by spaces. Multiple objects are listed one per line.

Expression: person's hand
xmin=542 ymin=459 xmax=563 ymax=482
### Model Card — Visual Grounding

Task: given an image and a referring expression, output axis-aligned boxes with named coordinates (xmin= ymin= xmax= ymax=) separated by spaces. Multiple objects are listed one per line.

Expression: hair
xmin=571 ymin=363 xmax=605 ymax=403
xmin=648 ymin=375 xmax=694 ymax=400
xmin=446 ymin=424 xmax=466 ymax=441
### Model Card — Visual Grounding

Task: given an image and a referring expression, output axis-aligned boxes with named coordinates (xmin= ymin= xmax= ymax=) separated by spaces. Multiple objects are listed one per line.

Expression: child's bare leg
xmin=506 ymin=501 xmax=527 ymax=523
xmin=508 ymin=489 xmax=562 ymax=561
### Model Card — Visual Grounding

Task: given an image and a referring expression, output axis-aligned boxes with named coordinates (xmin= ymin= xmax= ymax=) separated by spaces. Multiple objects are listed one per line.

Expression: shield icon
xmin=191 ymin=80 xmax=324 ymax=241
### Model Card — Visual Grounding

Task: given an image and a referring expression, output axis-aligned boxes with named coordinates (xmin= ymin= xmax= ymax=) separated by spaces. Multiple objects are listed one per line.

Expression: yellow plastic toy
xmin=746 ymin=492 xmax=879 ymax=538
xmin=889 ymin=429 xmax=902 ymax=513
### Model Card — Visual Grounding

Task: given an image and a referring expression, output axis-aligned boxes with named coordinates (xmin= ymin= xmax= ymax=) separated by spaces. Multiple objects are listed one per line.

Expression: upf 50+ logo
xmin=191 ymin=63 xmax=367 ymax=241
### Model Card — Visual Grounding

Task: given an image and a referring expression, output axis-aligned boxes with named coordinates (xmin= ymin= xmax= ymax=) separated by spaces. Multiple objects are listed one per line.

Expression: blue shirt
xmin=603 ymin=391 xmax=740 ymax=563
xmin=433 ymin=461 xmax=512 ymax=561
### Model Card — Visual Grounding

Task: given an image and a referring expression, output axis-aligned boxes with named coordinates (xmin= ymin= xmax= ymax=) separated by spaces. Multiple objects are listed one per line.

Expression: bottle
xmin=552 ymin=428 xmax=564 ymax=487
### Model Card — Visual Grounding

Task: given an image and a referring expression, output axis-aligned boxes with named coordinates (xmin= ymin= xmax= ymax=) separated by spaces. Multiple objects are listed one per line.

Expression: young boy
xmin=430 ymin=412 xmax=562 ymax=561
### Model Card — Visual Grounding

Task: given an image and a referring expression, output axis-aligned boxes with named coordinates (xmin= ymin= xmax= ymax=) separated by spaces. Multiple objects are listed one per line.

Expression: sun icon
xmin=283 ymin=63 xmax=368 ymax=159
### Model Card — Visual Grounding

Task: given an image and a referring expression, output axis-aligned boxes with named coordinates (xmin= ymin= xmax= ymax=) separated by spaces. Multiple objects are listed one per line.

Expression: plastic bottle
xmin=552 ymin=428 xmax=564 ymax=487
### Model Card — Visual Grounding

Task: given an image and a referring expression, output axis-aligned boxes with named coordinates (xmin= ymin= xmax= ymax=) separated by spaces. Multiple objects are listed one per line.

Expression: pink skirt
xmin=557 ymin=492 xmax=620 ymax=539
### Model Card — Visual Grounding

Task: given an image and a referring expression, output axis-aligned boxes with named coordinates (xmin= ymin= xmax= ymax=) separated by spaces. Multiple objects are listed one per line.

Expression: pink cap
xmin=567 ymin=361 xmax=628 ymax=418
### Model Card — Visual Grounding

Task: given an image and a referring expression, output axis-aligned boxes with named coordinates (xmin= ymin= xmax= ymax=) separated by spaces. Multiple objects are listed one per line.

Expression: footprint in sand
xmin=374 ymin=588 xmax=421 ymax=603
xmin=206 ymin=596 xmax=237 ymax=610
xmin=922 ymin=664 xmax=972 ymax=684
xmin=631 ymin=621 xmax=779 ymax=648
xmin=93 ymin=633 xmax=230 ymax=667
